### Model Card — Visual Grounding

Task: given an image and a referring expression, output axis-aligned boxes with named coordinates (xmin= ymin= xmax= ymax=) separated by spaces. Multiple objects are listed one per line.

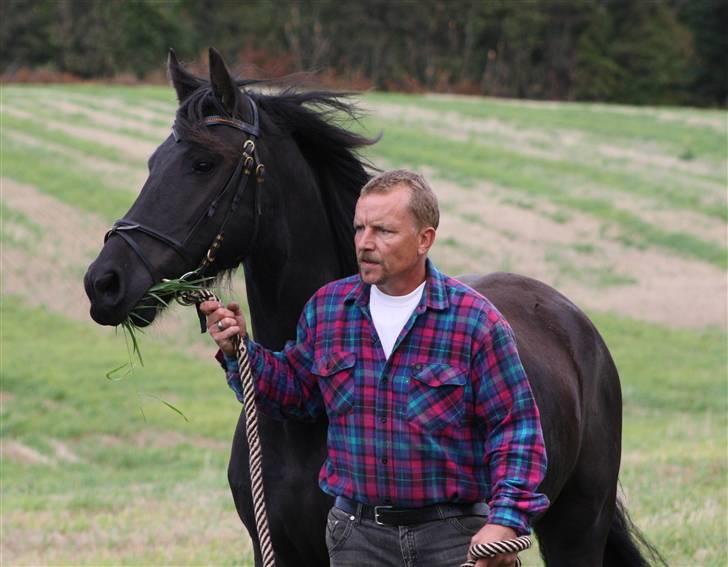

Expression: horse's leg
xmin=535 ymin=410 xmax=620 ymax=566
xmin=534 ymin=472 xmax=617 ymax=566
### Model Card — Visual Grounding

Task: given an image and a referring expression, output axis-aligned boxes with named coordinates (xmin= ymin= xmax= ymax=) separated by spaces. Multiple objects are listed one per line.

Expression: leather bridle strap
xmin=104 ymin=220 xmax=193 ymax=283
xmin=106 ymin=97 xmax=265 ymax=284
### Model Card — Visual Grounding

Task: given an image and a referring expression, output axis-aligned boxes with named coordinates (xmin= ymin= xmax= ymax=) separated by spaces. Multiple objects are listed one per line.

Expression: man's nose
xmin=360 ymin=229 xmax=376 ymax=250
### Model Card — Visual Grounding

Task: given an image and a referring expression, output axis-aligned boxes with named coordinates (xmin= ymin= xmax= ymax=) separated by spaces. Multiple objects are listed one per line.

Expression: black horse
xmin=85 ymin=49 xmax=659 ymax=566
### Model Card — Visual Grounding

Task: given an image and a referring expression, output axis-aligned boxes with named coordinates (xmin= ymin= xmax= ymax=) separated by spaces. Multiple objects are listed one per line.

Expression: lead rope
xmin=175 ymin=288 xmax=276 ymax=567
xmin=460 ymin=535 xmax=531 ymax=567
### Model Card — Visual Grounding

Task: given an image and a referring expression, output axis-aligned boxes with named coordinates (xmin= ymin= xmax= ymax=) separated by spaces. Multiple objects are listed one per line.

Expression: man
xmin=201 ymin=170 xmax=548 ymax=566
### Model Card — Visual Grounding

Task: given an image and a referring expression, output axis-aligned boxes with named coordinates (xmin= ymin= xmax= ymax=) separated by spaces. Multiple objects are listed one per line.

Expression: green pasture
xmin=1 ymin=84 xmax=726 ymax=565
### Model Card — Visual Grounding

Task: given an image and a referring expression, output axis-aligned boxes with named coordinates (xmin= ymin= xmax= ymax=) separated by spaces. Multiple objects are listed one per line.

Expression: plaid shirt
xmin=223 ymin=260 xmax=549 ymax=534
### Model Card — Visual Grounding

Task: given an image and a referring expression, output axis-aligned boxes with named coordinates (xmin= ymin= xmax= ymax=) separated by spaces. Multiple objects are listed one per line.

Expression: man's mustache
xmin=358 ymin=254 xmax=380 ymax=264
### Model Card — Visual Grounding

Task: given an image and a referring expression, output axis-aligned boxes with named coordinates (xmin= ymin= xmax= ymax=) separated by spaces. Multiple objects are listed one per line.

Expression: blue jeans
xmin=325 ymin=505 xmax=489 ymax=567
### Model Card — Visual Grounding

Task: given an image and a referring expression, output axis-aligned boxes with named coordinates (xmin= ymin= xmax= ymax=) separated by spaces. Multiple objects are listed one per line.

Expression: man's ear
xmin=418 ymin=227 xmax=436 ymax=255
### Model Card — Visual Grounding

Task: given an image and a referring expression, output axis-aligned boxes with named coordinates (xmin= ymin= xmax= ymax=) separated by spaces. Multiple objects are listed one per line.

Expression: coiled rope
xmin=460 ymin=535 xmax=531 ymax=566
xmin=176 ymin=288 xmax=276 ymax=567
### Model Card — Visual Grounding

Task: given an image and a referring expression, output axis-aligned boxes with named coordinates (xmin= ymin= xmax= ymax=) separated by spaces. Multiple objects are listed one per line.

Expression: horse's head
xmin=84 ymin=48 xmax=265 ymax=327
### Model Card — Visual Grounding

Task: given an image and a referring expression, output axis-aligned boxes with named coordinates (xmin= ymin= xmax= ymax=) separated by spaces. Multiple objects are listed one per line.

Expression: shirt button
xmin=415 ymin=363 xmax=423 ymax=370
xmin=380 ymin=416 xmax=387 ymax=423
xmin=381 ymin=457 xmax=388 ymax=464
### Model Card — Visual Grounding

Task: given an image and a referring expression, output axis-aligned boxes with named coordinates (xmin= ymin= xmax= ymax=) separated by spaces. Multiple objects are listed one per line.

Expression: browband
xmin=172 ymin=97 xmax=260 ymax=141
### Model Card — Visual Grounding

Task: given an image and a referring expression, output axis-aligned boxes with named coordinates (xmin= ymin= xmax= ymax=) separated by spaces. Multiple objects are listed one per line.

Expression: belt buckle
xmin=374 ymin=505 xmax=393 ymax=526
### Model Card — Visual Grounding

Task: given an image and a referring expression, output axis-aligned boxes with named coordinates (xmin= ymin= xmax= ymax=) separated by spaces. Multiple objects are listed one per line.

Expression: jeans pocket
xmin=447 ymin=514 xmax=488 ymax=536
xmin=325 ymin=506 xmax=354 ymax=556
xmin=407 ymin=363 xmax=467 ymax=431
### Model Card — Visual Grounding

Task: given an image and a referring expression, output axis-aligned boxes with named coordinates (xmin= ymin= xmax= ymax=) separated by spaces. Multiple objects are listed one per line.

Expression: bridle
xmin=104 ymin=96 xmax=266 ymax=284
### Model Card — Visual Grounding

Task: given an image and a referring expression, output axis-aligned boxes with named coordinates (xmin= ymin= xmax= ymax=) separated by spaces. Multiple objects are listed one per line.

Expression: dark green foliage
xmin=0 ymin=0 xmax=723 ymax=105
xmin=673 ymin=0 xmax=728 ymax=105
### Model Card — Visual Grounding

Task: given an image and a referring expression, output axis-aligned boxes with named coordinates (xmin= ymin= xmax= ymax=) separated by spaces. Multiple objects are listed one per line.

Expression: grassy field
xmin=1 ymin=83 xmax=726 ymax=565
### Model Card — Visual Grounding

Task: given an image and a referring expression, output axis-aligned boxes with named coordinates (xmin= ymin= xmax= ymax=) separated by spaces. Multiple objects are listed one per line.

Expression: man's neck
xmin=377 ymin=261 xmax=427 ymax=296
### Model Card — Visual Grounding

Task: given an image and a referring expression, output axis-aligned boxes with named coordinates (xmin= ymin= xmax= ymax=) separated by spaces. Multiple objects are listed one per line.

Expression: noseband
xmin=104 ymin=97 xmax=265 ymax=283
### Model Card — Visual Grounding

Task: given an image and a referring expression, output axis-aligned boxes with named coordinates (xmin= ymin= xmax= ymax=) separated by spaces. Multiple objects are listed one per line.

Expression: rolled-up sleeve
xmin=474 ymin=316 xmax=549 ymax=534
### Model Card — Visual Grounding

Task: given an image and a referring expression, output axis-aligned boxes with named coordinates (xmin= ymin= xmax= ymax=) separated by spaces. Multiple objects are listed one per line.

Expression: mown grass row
xmin=0 ymin=200 xmax=43 ymax=249
xmin=1 ymin=111 xmax=146 ymax=166
xmin=5 ymin=97 xmax=171 ymax=144
xmin=367 ymin=92 xmax=727 ymax=162
xmin=1 ymin=133 xmax=139 ymax=221
xmin=8 ymin=86 xmax=176 ymax=129
xmin=359 ymin=118 xmax=727 ymax=268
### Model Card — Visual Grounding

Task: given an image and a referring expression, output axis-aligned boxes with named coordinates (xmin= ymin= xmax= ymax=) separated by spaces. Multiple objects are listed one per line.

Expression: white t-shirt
xmin=369 ymin=281 xmax=426 ymax=359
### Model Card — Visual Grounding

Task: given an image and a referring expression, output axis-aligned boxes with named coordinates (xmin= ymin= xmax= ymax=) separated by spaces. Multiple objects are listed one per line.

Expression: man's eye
xmin=193 ymin=161 xmax=214 ymax=173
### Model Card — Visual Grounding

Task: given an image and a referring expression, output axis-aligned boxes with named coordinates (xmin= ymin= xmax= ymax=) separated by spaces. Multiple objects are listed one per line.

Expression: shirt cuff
xmin=486 ymin=506 xmax=532 ymax=536
xmin=214 ymin=349 xmax=245 ymax=403
xmin=223 ymin=353 xmax=238 ymax=371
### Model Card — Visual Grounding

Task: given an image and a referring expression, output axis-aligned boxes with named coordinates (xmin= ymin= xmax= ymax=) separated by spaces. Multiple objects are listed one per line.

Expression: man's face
xmin=353 ymin=184 xmax=434 ymax=295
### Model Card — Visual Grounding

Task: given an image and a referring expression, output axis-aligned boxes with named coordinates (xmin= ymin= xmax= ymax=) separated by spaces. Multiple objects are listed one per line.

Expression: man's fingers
xmin=212 ymin=317 xmax=238 ymax=331
xmin=219 ymin=326 xmax=240 ymax=340
xmin=206 ymin=310 xmax=235 ymax=327
xmin=199 ymin=300 xmax=222 ymax=315
xmin=474 ymin=554 xmax=517 ymax=567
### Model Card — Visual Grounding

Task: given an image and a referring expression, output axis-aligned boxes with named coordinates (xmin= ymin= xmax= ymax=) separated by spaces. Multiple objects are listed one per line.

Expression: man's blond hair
xmin=360 ymin=169 xmax=439 ymax=230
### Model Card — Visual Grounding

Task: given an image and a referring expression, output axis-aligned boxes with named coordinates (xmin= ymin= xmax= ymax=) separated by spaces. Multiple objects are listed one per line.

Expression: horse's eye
xmin=193 ymin=160 xmax=214 ymax=173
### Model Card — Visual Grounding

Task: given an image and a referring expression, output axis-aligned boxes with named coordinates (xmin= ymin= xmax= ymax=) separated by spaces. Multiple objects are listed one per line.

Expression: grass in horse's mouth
xmin=109 ymin=275 xmax=215 ymax=380
xmin=107 ymin=275 xmax=216 ymax=421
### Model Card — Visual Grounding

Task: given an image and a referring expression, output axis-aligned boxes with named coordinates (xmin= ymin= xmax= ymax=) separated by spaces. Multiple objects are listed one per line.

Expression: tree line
xmin=1 ymin=0 xmax=725 ymax=106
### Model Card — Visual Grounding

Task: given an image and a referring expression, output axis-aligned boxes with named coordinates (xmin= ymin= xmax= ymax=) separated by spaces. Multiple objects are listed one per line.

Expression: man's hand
xmin=199 ymin=300 xmax=247 ymax=357
xmin=470 ymin=524 xmax=519 ymax=567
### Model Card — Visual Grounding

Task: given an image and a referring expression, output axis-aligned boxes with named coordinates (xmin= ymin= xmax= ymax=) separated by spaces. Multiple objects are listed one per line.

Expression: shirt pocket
xmin=407 ymin=363 xmax=467 ymax=431
xmin=313 ymin=351 xmax=357 ymax=416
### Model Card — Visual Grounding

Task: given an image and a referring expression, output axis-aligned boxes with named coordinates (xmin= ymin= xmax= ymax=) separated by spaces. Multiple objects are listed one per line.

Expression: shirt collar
xmin=344 ymin=258 xmax=450 ymax=311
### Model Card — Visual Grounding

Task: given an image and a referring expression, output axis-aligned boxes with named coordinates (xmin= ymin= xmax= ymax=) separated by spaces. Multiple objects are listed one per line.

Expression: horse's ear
xmin=208 ymin=47 xmax=239 ymax=114
xmin=168 ymin=49 xmax=201 ymax=103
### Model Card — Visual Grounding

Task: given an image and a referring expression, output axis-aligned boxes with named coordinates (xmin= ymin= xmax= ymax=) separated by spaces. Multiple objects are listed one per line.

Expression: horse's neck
xmin=243 ymin=179 xmax=347 ymax=350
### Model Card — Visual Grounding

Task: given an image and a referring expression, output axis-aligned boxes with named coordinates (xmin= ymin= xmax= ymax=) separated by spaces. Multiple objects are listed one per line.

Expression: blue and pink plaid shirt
xmin=222 ymin=260 xmax=549 ymax=534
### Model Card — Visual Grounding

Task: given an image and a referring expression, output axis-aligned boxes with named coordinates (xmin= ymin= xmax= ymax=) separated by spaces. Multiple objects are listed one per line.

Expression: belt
xmin=334 ymin=496 xmax=489 ymax=527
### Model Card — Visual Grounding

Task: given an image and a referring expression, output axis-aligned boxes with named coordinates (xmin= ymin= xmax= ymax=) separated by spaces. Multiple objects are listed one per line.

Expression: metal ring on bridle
xmin=217 ymin=320 xmax=225 ymax=331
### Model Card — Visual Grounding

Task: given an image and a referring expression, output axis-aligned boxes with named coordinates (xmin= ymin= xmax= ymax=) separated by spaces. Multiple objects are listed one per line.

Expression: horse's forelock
xmin=173 ymin=85 xmax=246 ymax=158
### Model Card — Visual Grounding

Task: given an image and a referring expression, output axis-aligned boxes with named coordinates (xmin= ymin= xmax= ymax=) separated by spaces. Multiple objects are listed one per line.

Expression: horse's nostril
xmin=94 ymin=271 xmax=119 ymax=295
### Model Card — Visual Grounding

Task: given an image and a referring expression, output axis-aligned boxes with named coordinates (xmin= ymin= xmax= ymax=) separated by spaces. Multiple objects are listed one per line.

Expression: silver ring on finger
xmin=216 ymin=320 xmax=225 ymax=331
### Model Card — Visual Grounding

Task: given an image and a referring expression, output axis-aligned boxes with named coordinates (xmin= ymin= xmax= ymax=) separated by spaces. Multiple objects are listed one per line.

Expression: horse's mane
xmin=174 ymin=81 xmax=377 ymax=277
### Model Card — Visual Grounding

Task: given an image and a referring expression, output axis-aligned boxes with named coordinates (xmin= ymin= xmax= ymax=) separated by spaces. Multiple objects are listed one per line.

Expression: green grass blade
xmin=144 ymin=393 xmax=190 ymax=422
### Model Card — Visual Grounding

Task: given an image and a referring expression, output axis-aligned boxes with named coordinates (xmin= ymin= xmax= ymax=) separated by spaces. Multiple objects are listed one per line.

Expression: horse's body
xmin=84 ymin=49 xmax=657 ymax=566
